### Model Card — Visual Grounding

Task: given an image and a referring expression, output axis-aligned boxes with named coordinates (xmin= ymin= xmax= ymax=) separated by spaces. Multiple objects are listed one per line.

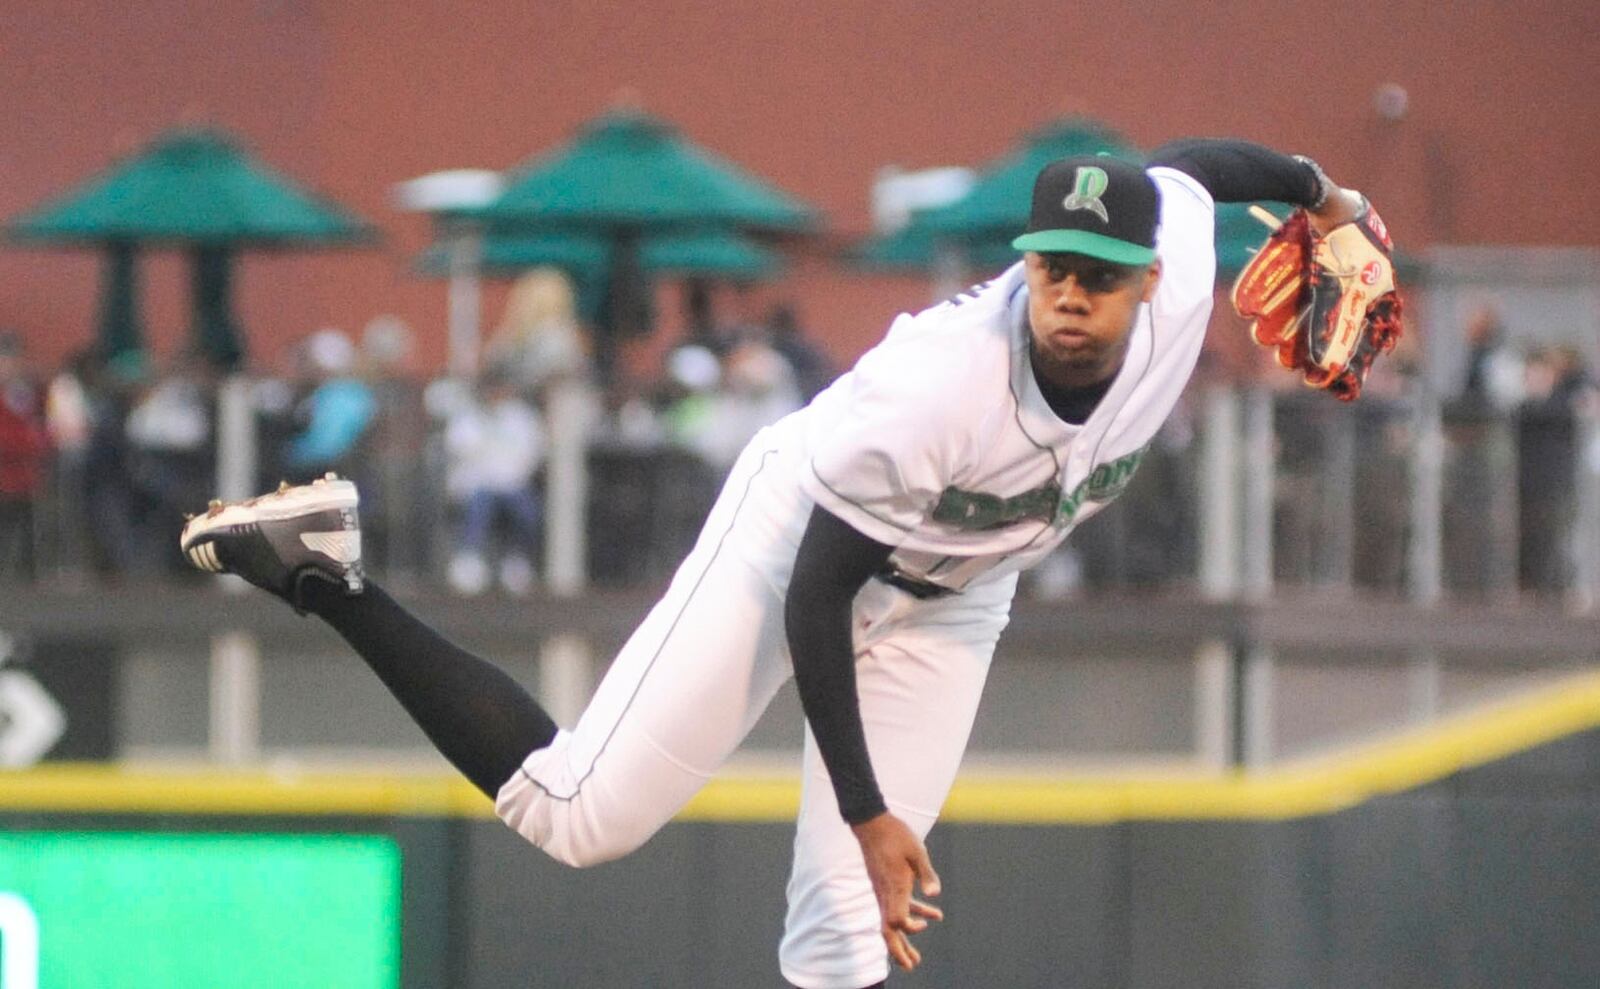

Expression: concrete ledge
xmin=6 ymin=585 xmax=1597 ymax=660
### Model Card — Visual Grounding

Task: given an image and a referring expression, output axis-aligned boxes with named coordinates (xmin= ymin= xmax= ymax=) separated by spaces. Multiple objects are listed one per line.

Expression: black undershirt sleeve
xmin=785 ymin=504 xmax=897 ymax=824
xmin=1147 ymin=138 xmax=1323 ymax=207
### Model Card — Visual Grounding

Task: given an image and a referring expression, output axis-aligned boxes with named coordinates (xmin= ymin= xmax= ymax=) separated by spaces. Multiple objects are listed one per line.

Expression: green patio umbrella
xmin=637 ymin=229 xmax=779 ymax=278
xmin=481 ymin=110 xmax=819 ymax=231
xmin=850 ymin=219 xmax=1017 ymax=274
xmin=853 ymin=119 xmax=1138 ymax=277
xmin=419 ymin=231 xmax=607 ymax=277
xmin=865 ymin=200 xmax=1301 ymax=285
xmin=418 ymin=227 xmax=781 ymax=329
xmin=856 ymin=121 xmax=1304 ymax=287
xmin=418 ymin=227 xmax=780 ymax=280
xmin=9 ymin=127 xmax=375 ymax=367
xmin=473 ymin=110 xmax=819 ymax=382
xmin=916 ymin=119 xmax=1140 ymax=238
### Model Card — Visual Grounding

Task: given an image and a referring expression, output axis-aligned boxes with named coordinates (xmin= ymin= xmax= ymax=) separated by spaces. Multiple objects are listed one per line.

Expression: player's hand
xmin=1308 ymin=185 xmax=1363 ymax=236
xmin=850 ymin=811 xmax=943 ymax=971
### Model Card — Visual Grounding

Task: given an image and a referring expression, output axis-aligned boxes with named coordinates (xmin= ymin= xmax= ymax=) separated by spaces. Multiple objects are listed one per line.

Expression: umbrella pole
xmin=192 ymin=246 xmax=244 ymax=370
xmin=597 ymin=229 xmax=648 ymax=390
xmin=96 ymin=242 xmax=145 ymax=360
xmin=932 ymin=241 xmax=967 ymax=304
xmin=447 ymin=225 xmax=482 ymax=380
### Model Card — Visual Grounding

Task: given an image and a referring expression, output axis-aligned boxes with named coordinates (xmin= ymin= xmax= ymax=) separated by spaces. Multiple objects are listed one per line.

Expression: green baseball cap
xmin=1012 ymin=155 xmax=1160 ymax=265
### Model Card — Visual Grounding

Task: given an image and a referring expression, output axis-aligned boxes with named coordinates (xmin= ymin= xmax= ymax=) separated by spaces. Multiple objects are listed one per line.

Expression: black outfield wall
xmin=455 ymin=731 xmax=1600 ymax=988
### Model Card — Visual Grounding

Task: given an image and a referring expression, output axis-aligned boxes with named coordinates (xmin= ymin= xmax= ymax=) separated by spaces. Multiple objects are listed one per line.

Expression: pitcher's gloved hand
xmin=1232 ymin=196 xmax=1403 ymax=401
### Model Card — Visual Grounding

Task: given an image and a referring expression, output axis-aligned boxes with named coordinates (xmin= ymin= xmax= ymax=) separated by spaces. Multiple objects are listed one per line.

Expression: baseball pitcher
xmin=180 ymin=137 xmax=1399 ymax=988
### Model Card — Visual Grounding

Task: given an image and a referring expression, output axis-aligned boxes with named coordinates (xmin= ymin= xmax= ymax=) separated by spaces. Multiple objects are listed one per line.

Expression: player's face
xmin=1024 ymin=251 xmax=1160 ymax=388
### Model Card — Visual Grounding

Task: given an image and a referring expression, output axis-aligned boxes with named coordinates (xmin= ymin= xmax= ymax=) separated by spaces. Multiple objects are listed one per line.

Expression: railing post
xmin=544 ymin=380 xmax=595 ymax=598
xmin=1409 ymin=391 xmax=1445 ymax=605
xmin=1197 ymin=386 xmax=1250 ymax=768
xmin=539 ymin=633 xmax=592 ymax=729
xmin=1323 ymin=404 xmax=1356 ymax=588
xmin=1241 ymin=387 xmax=1275 ymax=601
xmin=210 ymin=376 xmax=262 ymax=764
xmin=1193 ymin=639 xmax=1235 ymax=770
xmin=446 ymin=229 xmax=482 ymax=381
xmin=1199 ymin=386 xmax=1241 ymax=601
xmin=208 ymin=631 xmax=260 ymax=765
xmin=1240 ymin=644 xmax=1275 ymax=768
xmin=1572 ymin=401 xmax=1600 ymax=613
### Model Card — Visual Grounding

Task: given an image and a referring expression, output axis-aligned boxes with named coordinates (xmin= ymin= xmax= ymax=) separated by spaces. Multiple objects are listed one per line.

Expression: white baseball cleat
xmin=179 ymin=473 xmax=364 ymax=610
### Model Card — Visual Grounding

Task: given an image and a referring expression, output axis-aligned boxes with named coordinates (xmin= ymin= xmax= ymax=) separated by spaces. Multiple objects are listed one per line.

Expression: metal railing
xmin=8 ymin=380 xmax=1599 ymax=610
xmin=6 ymin=380 xmax=1598 ymax=772
xmin=1054 ymin=384 xmax=1600 ymax=611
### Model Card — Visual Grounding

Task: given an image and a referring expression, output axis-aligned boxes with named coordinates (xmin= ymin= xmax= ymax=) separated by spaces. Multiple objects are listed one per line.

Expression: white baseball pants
xmin=496 ymin=426 xmax=1014 ymax=988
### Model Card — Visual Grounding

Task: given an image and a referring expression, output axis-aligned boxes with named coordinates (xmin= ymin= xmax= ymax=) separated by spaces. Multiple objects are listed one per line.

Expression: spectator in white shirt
xmin=444 ymin=366 xmax=546 ymax=595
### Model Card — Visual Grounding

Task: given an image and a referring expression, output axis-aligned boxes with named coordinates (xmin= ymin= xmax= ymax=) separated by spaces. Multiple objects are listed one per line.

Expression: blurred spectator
xmin=81 ymin=351 xmax=151 ymax=576
xmin=125 ymin=349 xmax=215 ymax=572
xmin=443 ymin=366 xmax=546 ymax=596
xmin=1351 ymin=396 xmax=1417 ymax=592
xmin=1443 ymin=306 xmax=1521 ymax=598
xmin=0 ymin=333 xmax=49 ymax=580
xmin=44 ymin=353 xmax=91 ymax=457
xmin=1517 ymin=346 xmax=1592 ymax=600
xmin=1459 ymin=305 xmax=1523 ymax=411
xmin=484 ymin=268 xmax=593 ymax=392
xmin=581 ymin=344 xmax=717 ymax=585
xmin=363 ymin=314 xmax=414 ymax=375
xmin=1064 ymin=403 xmax=1198 ymax=593
xmin=763 ymin=303 xmax=835 ymax=402
xmin=361 ymin=315 xmax=427 ymax=580
xmin=659 ymin=343 xmax=722 ymax=456
xmin=1124 ymin=397 xmax=1199 ymax=585
xmin=682 ymin=279 xmax=740 ymax=357
xmin=1552 ymin=345 xmax=1595 ymax=407
xmin=282 ymin=329 xmax=376 ymax=482
xmin=670 ymin=337 xmax=803 ymax=472
xmin=42 ymin=350 xmax=94 ymax=579
xmin=1272 ymin=387 xmax=1330 ymax=585
xmin=250 ymin=339 xmax=305 ymax=489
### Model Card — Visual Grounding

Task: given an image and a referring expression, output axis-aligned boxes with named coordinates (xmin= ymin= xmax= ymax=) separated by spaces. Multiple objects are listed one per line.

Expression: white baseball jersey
xmin=800 ymin=166 xmax=1217 ymax=589
xmin=496 ymin=165 xmax=1217 ymax=989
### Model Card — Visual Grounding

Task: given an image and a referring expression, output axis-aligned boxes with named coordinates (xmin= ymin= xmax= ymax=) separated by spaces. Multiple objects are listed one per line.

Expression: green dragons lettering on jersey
xmin=931 ymin=482 xmax=1061 ymax=530
xmin=932 ymin=446 xmax=1148 ymax=532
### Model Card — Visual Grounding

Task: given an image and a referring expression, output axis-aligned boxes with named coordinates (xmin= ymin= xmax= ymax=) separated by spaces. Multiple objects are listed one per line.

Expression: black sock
xmin=299 ymin=578 xmax=559 ymax=798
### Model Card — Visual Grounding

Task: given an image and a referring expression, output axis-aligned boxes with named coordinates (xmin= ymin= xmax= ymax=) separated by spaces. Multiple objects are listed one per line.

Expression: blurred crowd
xmin=0 ymin=288 xmax=1595 ymax=604
xmin=0 ymin=269 xmax=836 ymax=596
xmin=1446 ymin=306 xmax=1598 ymax=601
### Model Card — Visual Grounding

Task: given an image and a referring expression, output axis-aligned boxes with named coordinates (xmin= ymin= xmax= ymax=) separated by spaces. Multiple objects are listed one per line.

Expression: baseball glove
xmin=1231 ymin=198 xmax=1403 ymax=401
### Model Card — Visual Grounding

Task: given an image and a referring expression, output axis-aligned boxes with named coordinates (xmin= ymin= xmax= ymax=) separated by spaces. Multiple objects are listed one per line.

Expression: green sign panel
xmin=0 ymin=832 xmax=401 ymax=988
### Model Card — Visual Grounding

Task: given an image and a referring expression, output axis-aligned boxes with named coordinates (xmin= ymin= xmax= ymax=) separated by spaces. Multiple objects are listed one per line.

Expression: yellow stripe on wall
xmin=5 ymin=670 xmax=1600 ymax=824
